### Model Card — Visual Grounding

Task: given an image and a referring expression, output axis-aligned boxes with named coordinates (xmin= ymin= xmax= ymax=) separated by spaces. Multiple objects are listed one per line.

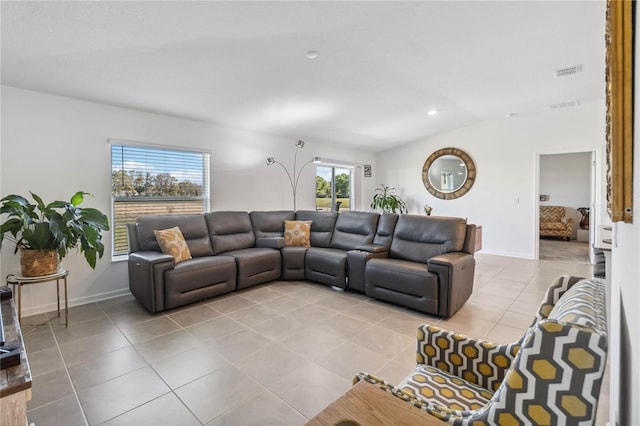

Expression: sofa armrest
xmin=534 ymin=275 xmax=586 ymax=322
xmin=129 ymin=251 xmax=175 ymax=265
xmin=347 ymin=248 xmax=390 ymax=292
xmin=427 ymin=252 xmax=475 ymax=317
xmin=128 ymin=251 xmax=175 ymax=313
xmin=256 ymin=237 xmax=285 ymax=249
xmin=415 ymin=324 xmax=522 ymax=391
xmin=355 ymin=244 xmax=389 ymax=254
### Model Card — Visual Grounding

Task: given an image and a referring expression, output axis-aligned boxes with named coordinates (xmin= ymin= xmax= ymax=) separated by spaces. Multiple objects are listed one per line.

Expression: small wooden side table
xmin=6 ymin=268 xmax=69 ymax=327
xmin=306 ymin=380 xmax=446 ymax=425
xmin=474 ymin=225 xmax=483 ymax=252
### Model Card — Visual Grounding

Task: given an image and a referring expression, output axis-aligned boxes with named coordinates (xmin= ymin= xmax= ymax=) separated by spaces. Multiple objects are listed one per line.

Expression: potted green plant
xmin=370 ymin=184 xmax=408 ymax=213
xmin=0 ymin=191 xmax=110 ymax=276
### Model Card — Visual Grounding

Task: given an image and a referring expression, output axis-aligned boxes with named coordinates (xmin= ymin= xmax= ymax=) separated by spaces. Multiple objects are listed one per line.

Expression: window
xmin=111 ymin=142 xmax=210 ymax=257
xmin=315 ymin=165 xmax=352 ymax=211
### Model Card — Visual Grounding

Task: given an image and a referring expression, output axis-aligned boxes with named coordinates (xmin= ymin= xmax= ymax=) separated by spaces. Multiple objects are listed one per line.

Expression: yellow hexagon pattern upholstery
xmin=353 ymin=276 xmax=608 ymax=426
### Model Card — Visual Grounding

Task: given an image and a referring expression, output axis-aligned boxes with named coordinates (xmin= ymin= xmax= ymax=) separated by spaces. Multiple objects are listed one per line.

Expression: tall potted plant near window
xmin=0 ymin=191 xmax=110 ymax=276
xmin=370 ymin=184 xmax=408 ymax=213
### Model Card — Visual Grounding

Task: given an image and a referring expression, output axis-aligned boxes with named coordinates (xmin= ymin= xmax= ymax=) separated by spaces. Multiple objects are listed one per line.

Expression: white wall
xmin=540 ymin=152 xmax=592 ymax=239
xmin=0 ymin=86 xmax=375 ymax=315
xmin=611 ymin=224 xmax=639 ymax=426
xmin=540 ymin=152 xmax=592 ymax=208
xmin=607 ymin=12 xmax=640 ymax=424
xmin=372 ymin=101 xmax=606 ymax=258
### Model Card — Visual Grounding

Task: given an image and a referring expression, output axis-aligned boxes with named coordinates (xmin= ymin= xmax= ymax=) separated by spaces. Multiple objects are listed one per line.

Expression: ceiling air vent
xmin=555 ymin=64 xmax=583 ymax=77
xmin=550 ymin=100 xmax=581 ymax=109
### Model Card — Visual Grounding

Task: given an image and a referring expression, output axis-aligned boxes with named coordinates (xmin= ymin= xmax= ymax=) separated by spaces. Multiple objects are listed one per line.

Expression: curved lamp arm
xmin=266 ymin=157 xmax=295 ymax=195
xmin=294 ymin=157 xmax=323 ymax=191
xmin=266 ymin=141 xmax=321 ymax=210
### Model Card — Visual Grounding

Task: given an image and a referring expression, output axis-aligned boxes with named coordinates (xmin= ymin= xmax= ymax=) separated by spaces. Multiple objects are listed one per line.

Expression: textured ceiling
xmin=1 ymin=1 xmax=606 ymax=152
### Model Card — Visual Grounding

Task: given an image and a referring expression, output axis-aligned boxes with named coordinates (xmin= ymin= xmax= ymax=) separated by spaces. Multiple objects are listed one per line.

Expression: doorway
xmin=537 ymin=151 xmax=596 ymax=264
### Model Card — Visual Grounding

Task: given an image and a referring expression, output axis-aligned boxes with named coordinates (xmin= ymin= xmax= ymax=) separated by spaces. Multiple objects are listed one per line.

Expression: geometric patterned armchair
xmin=540 ymin=206 xmax=574 ymax=241
xmin=355 ymin=275 xmax=608 ymax=425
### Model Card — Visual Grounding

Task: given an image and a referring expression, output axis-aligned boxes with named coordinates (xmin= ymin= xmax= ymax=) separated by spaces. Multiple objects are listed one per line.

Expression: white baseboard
xmin=19 ymin=287 xmax=132 ymax=317
xmin=476 ymin=249 xmax=535 ymax=260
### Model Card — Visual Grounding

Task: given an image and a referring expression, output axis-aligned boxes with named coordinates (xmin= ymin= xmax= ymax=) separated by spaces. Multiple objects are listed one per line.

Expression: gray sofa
xmin=127 ymin=210 xmax=477 ymax=317
xmin=365 ymin=215 xmax=474 ymax=317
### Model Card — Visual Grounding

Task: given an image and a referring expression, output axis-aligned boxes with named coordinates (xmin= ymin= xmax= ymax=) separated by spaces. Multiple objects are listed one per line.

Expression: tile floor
xmin=21 ymin=252 xmax=609 ymax=426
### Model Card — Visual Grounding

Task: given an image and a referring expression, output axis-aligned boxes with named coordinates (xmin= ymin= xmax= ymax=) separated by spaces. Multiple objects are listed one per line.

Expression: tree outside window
xmin=316 ymin=166 xmax=352 ymax=211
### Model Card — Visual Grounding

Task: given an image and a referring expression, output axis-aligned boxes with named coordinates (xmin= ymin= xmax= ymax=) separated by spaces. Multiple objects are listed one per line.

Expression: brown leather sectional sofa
xmin=127 ymin=210 xmax=477 ymax=317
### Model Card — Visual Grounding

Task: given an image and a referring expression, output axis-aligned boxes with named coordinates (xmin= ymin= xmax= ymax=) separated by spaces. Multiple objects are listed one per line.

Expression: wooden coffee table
xmin=306 ymin=380 xmax=445 ymax=425
xmin=1 ymin=297 xmax=32 ymax=426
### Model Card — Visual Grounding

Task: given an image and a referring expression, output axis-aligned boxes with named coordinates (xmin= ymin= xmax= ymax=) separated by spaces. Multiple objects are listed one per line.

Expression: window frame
xmin=315 ymin=163 xmax=354 ymax=212
xmin=110 ymin=140 xmax=211 ymax=259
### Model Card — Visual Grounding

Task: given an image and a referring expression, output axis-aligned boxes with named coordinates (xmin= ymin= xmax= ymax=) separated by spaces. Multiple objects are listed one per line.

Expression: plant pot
xmin=579 ymin=215 xmax=589 ymax=230
xmin=20 ymin=249 xmax=60 ymax=277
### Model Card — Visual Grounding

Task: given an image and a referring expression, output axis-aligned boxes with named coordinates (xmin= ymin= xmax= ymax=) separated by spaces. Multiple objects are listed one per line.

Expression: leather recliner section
xmin=288 ymin=210 xmax=338 ymax=282
xmin=205 ymin=211 xmax=281 ymax=289
xmin=164 ymin=256 xmax=237 ymax=310
xmin=304 ymin=211 xmax=379 ymax=289
xmin=305 ymin=247 xmax=349 ymax=287
xmin=365 ymin=258 xmax=440 ymax=314
xmin=281 ymin=246 xmax=307 ymax=280
xmin=134 ymin=214 xmax=215 ymax=257
xmin=389 ymin=216 xmax=466 ymax=262
xmin=250 ymin=210 xmax=295 ymax=236
xmin=346 ymin=212 xmax=398 ymax=292
xmin=364 ymin=215 xmax=472 ymax=317
xmin=250 ymin=211 xmax=298 ymax=277
xmin=223 ymin=247 xmax=281 ymax=290
xmin=205 ymin=211 xmax=256 ymax=255
xmin=128 ymin=216 xmax=219 ymax=313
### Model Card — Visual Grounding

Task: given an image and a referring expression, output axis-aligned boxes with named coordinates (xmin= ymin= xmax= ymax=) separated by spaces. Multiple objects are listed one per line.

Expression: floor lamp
xmin=266 ymin=140 xmax=321 ymax=210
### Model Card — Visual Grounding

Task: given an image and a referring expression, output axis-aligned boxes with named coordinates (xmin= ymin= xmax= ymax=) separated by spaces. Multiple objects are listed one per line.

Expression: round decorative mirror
xmin=422 ymin=148 xmax=476 ymax=199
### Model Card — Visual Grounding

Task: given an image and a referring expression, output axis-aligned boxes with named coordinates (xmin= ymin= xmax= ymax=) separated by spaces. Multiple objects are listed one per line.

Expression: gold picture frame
xmin=605 ymin=0 xmax=634 ymax=223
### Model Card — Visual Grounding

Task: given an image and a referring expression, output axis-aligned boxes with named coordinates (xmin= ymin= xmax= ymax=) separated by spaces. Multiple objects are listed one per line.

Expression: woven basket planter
xmin=20 ymin=249 xmax=60 ymax=277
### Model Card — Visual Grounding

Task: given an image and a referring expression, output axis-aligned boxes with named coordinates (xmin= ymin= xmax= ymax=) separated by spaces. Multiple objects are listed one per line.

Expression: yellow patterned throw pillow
xmin=153 ymin=226 xmax=192 ymax=263
xmin=284 ymin=220 xmax=312 ymax=247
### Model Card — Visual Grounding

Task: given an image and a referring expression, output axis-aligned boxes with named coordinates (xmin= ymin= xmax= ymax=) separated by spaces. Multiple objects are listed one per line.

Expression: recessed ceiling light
xmin=427 ymin=109 xmax=438 ymax=116
xmin=306 ymin=50 xmax=319 ymax=59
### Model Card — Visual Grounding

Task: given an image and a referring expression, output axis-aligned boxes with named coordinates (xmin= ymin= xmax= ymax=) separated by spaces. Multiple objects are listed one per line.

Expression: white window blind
xmin=111 ymin=142 xmax=210 ymax=256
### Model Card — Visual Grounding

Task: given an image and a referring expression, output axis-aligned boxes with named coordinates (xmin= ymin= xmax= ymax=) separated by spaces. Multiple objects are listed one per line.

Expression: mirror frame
xmin=421 ymin=147 xmax=476 ymax=200
xmin=605 ymin=0 xmax=634 ymax=223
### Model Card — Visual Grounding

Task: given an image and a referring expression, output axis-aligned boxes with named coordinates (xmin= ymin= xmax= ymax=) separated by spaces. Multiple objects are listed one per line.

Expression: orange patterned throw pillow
xmin=284 ymin=220 xmax=312 ymax=247
xmin=153 ymin=226 xmax=192 ymax=263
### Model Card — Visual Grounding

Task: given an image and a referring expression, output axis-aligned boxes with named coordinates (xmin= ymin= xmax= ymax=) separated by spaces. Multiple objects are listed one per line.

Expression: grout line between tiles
xmin=49 ymin=322 xmax=91 ymax=426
